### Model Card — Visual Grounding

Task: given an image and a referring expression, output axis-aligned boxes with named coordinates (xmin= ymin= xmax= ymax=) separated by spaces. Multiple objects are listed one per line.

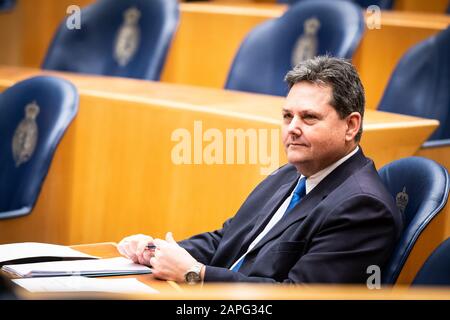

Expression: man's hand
xmin=117 ymin=234 xmax=154 ymax=265
xmin=150 ymin=232 xmax=201 ymax=282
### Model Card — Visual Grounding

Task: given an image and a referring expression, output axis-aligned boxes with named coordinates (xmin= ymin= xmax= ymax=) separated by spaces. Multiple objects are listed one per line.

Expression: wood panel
xmin=160 ymin=2 xmax=285 ymax=88
xmin=215 ymin=0 xmax=450 ymax=14
xmin=416 ymin=145 xmax=450 ymax=172
xmin=394 ymin=0 xmax=449 ymax=13
xmin=0 ymin=0 xmax=94 ymax=68
xmin=0 ymin=66 xmax=437 ymax=246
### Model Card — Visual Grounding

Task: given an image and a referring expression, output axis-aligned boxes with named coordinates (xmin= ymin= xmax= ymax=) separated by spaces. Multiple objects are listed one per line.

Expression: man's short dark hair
xmin=284 ymin=56 xmax=365 ymax=142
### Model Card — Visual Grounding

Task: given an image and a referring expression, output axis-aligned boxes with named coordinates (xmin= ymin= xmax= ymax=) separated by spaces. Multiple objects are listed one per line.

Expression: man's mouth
xmin=288 ymin=143 xmax=307 ymax=147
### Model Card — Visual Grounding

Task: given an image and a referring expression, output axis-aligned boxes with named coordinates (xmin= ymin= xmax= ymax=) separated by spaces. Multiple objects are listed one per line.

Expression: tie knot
xmin=284 ymin=177 xmax=307 ymax=214
xmin=293 ymin=177 xmax=306 ymax=197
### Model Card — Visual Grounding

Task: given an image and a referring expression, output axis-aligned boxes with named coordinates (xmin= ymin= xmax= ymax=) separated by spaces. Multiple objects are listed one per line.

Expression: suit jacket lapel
xmin=247 ymin=148 xmax=370 ymax=254
xmin=248 ymin=182 xmax=328 ymax=254
xmin=241 ymin=174 xmax=299 ymax=246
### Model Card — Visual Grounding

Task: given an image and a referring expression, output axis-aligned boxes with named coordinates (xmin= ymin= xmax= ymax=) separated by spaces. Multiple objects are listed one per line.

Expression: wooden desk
xmin=9 ymin=242 xmax=450 ymax=300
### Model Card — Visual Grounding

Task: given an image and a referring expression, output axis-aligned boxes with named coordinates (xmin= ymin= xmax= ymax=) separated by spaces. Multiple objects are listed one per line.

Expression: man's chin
xmin=286 ymin=154 xmax=309 ymax=166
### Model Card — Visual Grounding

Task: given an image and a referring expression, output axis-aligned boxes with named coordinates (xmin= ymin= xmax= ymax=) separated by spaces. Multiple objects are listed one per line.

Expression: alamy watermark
xmin=366 ymin=265 xmax=381 ymax=289
xmin=366 ymin=5 xmax=381 ymax=30
xmin=171 ymin=121 xmax=280 ymax=175
xmin=66 ymin=5 xmax=81 ymax=30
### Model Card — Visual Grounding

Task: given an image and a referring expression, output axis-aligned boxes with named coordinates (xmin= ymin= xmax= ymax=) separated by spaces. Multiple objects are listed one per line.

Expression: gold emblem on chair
xmin=12 ymin=101 xmax=40 ymax=167
xmin=396 ymin=187 xmax=409 ymax=213
xmin=114 ymin=7 xmax=141 ymax=67
xmin=291 ymin=17 xmax=321 ymax=67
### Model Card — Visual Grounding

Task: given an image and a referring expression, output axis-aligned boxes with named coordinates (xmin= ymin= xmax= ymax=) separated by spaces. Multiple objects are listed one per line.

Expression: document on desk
xmin=12 ymin=276 xmax=159 ymax=294
xmin=2 ymin=257 xmax=152 ymax=278
xmin=0 ymin=242 xmax=99 ymax=266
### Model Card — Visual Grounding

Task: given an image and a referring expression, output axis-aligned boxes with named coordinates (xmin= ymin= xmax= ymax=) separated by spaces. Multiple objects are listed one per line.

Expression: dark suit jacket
xmin=179 ymin=148 xmax=403 ymax=283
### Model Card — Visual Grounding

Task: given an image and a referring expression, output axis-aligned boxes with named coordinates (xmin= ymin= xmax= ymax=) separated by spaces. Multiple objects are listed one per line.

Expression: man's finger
xmin=165 ymin=232 xmax=177 ymax=244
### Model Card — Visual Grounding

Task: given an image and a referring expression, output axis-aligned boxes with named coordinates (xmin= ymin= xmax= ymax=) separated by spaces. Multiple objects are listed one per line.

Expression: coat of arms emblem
xmin=12 ymin=101 xmax=40 ymax=167
xmin=114 ymin=7 xmax=141 ymax=67
xmin=291 ymin=17 xmax=321 ymax=67
xmin=396 ymin=187 xmax=409 ymax=214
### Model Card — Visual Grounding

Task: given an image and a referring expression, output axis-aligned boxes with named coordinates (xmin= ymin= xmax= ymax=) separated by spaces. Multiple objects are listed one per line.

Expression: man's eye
xmin=303 ymin=114 xmax=317 ymax=120
xmin=283 ymin=114 xmax=292 ymax=120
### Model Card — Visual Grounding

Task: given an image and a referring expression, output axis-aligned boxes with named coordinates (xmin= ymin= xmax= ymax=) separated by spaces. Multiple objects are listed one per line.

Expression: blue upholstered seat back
xmin=413 ymin=237 xmax=450 ymax=286
xmin=378 ymin=157 xmax=449 ymax=283
xmin=43 ymin=0 xmax=179 ymax=80
xmin=225 ymin=0 xmax=364 ymax=96
xmin=0 ymin=76 xmax=79 ymax=219
xmin=379 ymin=27 xmax=450 ymax=141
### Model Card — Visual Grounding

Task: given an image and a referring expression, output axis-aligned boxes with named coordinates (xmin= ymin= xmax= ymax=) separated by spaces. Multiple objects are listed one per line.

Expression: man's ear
xmin=345 ymin=112 xmax=361 ymax=142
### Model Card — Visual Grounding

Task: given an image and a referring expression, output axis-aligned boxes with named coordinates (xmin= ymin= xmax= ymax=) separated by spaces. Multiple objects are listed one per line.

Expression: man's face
xmin=282 ymin=81 xmax=354 ymax=176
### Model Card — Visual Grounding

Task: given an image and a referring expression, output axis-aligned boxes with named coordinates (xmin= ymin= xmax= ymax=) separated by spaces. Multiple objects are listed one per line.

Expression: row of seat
xmin=38 ymin=0 xmax=450 ymax=145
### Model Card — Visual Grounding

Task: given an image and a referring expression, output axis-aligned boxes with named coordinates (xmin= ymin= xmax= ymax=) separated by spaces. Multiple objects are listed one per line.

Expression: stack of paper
xmin=13 ymin=276 xmax=159 ymax=294
xmin=0 ymin=242 xmax=99 ymax=266
xmin=2 ymin=257 xmax=152 ymax=278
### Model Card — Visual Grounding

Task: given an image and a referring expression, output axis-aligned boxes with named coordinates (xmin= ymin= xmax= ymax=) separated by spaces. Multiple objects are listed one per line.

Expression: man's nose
xmin=288 ymin=115 xmax=301 ymax=136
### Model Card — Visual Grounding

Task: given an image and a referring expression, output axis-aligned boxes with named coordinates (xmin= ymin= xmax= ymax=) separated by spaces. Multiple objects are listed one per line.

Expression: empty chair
xmin=225 ymin=0 xmax=364 ymax=96
xmin=378 ymin=27 xmax=450 ymax=143
xmin=43 ymin=0 xmax=179 ymax=80
xmin=378 ymin=157 xmax=450 ymax=284
xmin=413 ymin=237 xmax=450 ymax=286
xmin=0 ymin=76 xmax=79 ymax=219
xmin=0 ymin=0 xmax=15 ymax=11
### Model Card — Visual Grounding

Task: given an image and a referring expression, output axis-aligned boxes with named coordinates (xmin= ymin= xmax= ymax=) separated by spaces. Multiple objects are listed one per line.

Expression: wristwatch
xmin=184 ymin=263 xmax=203 ymax=285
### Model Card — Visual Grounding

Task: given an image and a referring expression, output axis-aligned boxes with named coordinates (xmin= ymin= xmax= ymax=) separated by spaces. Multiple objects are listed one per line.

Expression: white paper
xmin=2 ymin=257 xmax=152 ymax=278
xmin=13 ymin=276 xmax=159 ymax=294
xmin=0 ymin=242 xmax=98 ymax=263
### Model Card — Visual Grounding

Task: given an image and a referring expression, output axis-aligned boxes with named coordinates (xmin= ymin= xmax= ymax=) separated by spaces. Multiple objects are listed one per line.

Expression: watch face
xmin=186 ymin=271 xmax=200 ymax=283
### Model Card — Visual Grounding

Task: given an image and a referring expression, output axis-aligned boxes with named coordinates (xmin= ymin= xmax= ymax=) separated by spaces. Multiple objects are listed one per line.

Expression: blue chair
xmin=0 ymin=0 xmax=15 ymax=12
xmin=413 ymin=237 xmax=450 ymax=286
xmin=225 ymin=0 xmax=364 ymax=96
xmin=378 ymin=157 xmax=450 ymax=284
xmin=378 ymin=27 xmax=450 ymax=143
xmin=278 ymin=0 xmax=394 ymax=10
xmin=43 ymin=0 xmax=179 ymax=80
xmin=0 ymin=76 xmax=79 ymax=219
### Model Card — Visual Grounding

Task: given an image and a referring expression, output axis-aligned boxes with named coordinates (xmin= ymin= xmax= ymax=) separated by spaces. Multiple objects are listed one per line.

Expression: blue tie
xmin=285 ymin=177 xmax=307 ymax=215
xmin=231 ymin=177 xmax=307 ymax=272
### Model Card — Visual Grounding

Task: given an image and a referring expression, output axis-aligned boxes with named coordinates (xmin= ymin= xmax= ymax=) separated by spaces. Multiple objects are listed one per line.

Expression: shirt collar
xmin=300 ymin=146 xmax=359 ymax=194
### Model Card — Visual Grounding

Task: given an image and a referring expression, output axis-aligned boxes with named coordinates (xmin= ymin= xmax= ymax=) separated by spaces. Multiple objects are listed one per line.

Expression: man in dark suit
xmin=118 ymin=56 xmax=403 ymax=284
